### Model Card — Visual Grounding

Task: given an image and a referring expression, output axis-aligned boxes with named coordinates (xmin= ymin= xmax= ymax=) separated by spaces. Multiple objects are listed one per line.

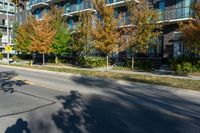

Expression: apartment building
xmin=154 ymin=0 xmax=196 ymax=60
xmin=0 ymin=0 xmax=16 ymax=54
xmin=28 ymin=0 xmax=197 ymax=61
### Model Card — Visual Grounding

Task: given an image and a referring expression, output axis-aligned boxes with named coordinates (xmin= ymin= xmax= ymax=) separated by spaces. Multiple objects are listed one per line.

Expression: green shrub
xmin=124 ymin=58 xmax=132 ymax=67
xmin=123 ymin=58 xmax=154 ymax=71
xmin=78 ymin=56 xmax=106 ymax=68
xmin=135 ymin=59 xmax=153 ymax=71
xmin=174 ymin=64 xmax=181 ymax=72
xmin=47 ymin=56 xmax=55 ymax=63
xmin=196 ymin=60 xmax=200 ymax=70
xmin=12 ymin=55 xmax=21 ymax=62
xmin=181 ymin=62 xmax=193 ymax=72
xmin=0 ymin=53 xmax=3 ymax=60
xmin=168 ymin=56 xmax=200 ymax=75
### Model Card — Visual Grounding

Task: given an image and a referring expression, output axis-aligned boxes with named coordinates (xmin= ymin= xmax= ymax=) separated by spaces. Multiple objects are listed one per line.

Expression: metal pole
xmin=6 ymin=0 xmax=10 ymax=64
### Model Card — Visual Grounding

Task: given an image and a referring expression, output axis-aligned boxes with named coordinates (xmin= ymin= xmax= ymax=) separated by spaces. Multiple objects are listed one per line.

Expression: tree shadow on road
xmin=51 ymin=89 xmax=200 ymax=133
xmin=50 ymin=76 xmax=200 ymax=133
xmin=4 ymin=118 xmax=31 ymax=133
xmin=0 ymin=71 xmax=26 ymax=93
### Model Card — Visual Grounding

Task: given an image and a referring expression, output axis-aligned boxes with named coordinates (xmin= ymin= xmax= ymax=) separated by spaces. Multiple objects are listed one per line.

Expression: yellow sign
xmin=5 ymin=45 xmax=12 ymax=53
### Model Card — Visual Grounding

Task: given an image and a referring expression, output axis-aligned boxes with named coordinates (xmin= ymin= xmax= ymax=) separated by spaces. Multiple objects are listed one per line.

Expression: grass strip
xmin=3 ymin=64 xmax=200 ymax=91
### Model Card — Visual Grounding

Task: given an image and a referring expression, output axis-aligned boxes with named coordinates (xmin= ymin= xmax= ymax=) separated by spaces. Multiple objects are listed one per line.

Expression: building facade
xmin=28 ymin=0 xmax=197 ymax=61
xmin=153 ymin=0 xmax=196 ymax=60
xmin=0 ymin=0 xmax=16 ymax=54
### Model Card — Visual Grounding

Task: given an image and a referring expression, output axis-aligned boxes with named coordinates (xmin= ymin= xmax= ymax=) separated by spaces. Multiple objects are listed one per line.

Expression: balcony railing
xmin=0 ymin=5 xmax=16 ymax=12
xmin=64 ymin=1 xmax=93 ymax=15
xmin=30 ymin=0 xmax=48 ymax=7
xmin=106 ymin=0 xmax=124 ymax=4
xmin=0 ymin=23 xmax=12 ymax=27
xmin=159 ymin=6 xmax=193 ymax=22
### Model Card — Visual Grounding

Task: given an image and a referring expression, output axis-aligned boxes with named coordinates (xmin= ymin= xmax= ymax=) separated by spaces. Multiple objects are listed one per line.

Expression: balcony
xmin=0 ymin=4 xmax=16 ymax=13
xmin=30 ymin=0 xmax=48 ymax=11
xmin=106 ymin=0 xmax=138 ymax=7
xmin=62 ymin=1 xmax=95 ymax=16
xmin=106 ymin=0 xmax=125 ymax=7
xmin=159 ymin=6 xmax=193 ymax=23
xmin=0 ymin=23 xmax=12 ymax=28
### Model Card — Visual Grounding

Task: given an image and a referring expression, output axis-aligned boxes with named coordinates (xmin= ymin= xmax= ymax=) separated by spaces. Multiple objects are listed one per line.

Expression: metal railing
xmin=159 ymin=6 xmax=193 ymax=21
xmin=106 ymin=0 xmax=124 ymax=4
xmin=30 ymin=0 xmax=47 ymax=6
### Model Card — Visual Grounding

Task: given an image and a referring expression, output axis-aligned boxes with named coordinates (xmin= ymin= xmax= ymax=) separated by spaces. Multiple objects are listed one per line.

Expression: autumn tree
xmin=29 ymin=13 xmax=56 ymax=65
xmin=48 ymin=6 xmax=64 ymax=29
xmin=92 ymin=0 xmax=125 ymax=70
xmin=179 ymin=3 xmax=200 ymax=55
xmin=125 ymin=0 xmax=161 ymax=68
xmin=15 ymin=17 xmax=34 ymax=54
xmin=71 ymin=11 xmax=93 ymax=57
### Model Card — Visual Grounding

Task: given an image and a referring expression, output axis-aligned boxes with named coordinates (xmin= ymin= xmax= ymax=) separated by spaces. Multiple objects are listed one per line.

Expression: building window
xmin=173 ymin=31 xmax=181 ymax=41
xmin=0 ymin=2 xmax=3 ymax=10
xmin=158 ymin=1 xmax=165 ymax=11
xmin=106 ymin=0 xmax=113 ymax=4
xmin=173 ymin=41 xmax=183 ymax=57
xmin=148 ymin=34 xmax=163 ymax=57
xmin=185 ymin=0 xmax=192 ymax=7
xmin=173 ymin=31 xmax=183 ymax=57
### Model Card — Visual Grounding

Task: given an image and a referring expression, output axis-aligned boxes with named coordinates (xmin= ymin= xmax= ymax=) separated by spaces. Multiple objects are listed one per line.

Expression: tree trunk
xmin=131 ymin=57 xmax=134 ymax=69
xmin=42 ymin=53 xmax=45 ymax=65
xmin=7 ymin=52 xmax=9 ymax=65
xmin=55 ymin=55 xmax=58 ymax=64
xmin=106 ymin=54 xmax=109 ymax=71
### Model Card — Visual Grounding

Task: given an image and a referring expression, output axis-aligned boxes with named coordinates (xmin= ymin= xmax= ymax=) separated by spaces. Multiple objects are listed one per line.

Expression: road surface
xmin=0 ymin=65 xmax=200 ymax=133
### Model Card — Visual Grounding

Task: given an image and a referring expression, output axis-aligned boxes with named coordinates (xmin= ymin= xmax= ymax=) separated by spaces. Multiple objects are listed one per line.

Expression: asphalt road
xmin=0 ymin=65 xmax=200 ymax=133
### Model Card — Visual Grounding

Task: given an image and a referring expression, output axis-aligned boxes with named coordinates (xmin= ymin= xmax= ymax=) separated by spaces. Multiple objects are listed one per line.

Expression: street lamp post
xmin=6 ymin=0 xmax=10 ymax=64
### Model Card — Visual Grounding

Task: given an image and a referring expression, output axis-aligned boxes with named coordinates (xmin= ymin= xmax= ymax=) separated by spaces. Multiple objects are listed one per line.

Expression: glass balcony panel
xmin=184 ymin=7 xmax=190 ymax=18
xmin=106 ymin=0 xmax=113 ymax=4
xmin=176 ymin=8 xmax=183 ymax=18
xmin=70 ymin=4 xmax=77 ymax=12
xmin=116 ymin=0 xmax=124 ymax=2
xmin=159 ymin=6 xmax=192 ymax=21
xmin=64 ymin=1 xmax=92 ymax=14
xmin=125 ymin=15 xmax=131 ymax=25
xmin=159 ymin=11 xmax=164 ymax=21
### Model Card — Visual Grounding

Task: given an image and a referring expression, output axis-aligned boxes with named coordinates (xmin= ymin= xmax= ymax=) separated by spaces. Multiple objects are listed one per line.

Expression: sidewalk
xmin=43 ymin=64 xmax=200 ymax=81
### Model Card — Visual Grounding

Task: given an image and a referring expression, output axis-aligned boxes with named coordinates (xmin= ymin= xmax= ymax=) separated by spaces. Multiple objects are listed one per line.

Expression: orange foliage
xmin=29 ymin=14 xmax=56 ymax=54
xmin=92 ymin=0 xmax=125 ymax=55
